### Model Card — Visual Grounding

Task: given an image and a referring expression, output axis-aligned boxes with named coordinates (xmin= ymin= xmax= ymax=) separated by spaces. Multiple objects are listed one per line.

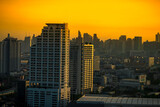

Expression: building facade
xmin=27 ymin=23 xmax=70 ymax=107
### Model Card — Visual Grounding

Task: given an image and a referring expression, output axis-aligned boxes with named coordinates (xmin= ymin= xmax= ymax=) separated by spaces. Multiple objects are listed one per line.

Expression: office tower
xmin=93 ymin=56 xmax=100 ymax=71
xmin=133 ymin=36 xmax=142 ymax=50
xmin=0 ymin=34 xmax=21 ymax=76
xmin=82 ymin=44 xmax=94 ymax=94
xmin=83 ymin=33 xmax=92 ymax=44
xmin=69 ymin=45 xmax=82 ymax=94
xmin=31 ymin=34 xmax=37 ymax=46
xmin=156 ymin=32 xmax=160 ymax=42
xmin=69 ymin=31 xmax=82 ymax=95
xmin=70 ymin=33 xmax=94 ymax=95
xmin=27 ymin=23 xmax=70 ymax=107
xmin=149 ymin=57 xmax=154 ymax=67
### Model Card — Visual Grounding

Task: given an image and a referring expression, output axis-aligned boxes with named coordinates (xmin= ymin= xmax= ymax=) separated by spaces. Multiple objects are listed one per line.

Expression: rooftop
xmin=77 ymin=94 xmax=160 ymax=106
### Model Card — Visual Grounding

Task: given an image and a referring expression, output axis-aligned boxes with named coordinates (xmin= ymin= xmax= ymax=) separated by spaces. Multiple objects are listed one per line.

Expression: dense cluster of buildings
xmin=0 ymin=23 xmax=160 ymax=107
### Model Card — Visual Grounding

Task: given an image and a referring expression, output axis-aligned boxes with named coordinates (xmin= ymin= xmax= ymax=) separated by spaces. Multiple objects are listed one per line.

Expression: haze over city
xmin=0 ymin=0 xmax=160 ymax=41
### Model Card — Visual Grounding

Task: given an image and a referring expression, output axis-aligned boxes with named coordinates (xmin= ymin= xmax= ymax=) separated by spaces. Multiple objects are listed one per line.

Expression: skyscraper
xmin=69 ymin=33 xmax=94 ymax=95
xmin=69 ymin=31 xmax=82 ymax=95
xmin=156 ymin=32 xmax=160 ymax=42
xmin=27 ymin=23 xmax=70 ymax=107
xmin=69 ymin=45 xmax=82 ymax=94
xmin=0 ymin=34 xmax=21 ymax=76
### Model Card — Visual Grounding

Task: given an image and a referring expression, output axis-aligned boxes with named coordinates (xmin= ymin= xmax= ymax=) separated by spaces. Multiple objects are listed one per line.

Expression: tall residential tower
xmin=27 ymin=23 xmax=70 ymax=107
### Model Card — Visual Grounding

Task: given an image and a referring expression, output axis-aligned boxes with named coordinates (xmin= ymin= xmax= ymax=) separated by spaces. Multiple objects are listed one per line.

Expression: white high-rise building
xmin=27 ymin=23 xmax=70 ymax=107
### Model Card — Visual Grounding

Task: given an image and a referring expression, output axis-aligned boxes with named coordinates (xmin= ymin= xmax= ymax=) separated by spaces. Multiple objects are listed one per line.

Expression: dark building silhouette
xmin=0 ymin=34 xmax=21 ymax=76
xmin=143 ymin=41 xmax=160 ymax=57
xmin=83 ymin=33 xmax=92 ymax=44
xmin=134 ymin=36 xmax=142 ymax=50
xmin=156 ymin=32 xmax=160 ymax=43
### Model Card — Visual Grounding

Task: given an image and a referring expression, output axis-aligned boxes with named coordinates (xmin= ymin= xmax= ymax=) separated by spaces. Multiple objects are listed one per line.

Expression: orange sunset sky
xmin=0 ymin=0 xmax=160 ymax=42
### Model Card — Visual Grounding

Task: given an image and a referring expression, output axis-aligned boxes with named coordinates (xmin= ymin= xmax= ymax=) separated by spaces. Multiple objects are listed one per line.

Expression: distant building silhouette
xmin=83 ymin=33 xmax=92 ymax=44
xmin=143 ymin=41 xmax=160 ymax=57
xmin=126 ymin=38 xmax=134 ymax=55
xmin=20 ymin=36 xmax=31 ymax=54
xmin=134 ymin=37 xmax=142 ymax=50
xmin=31 ymin=34 xmax=37 ymax=46
xmin=156 ymin=32 xmax=160 ymax=42
xmin=119 ymin=35 xmax=126 ymax=41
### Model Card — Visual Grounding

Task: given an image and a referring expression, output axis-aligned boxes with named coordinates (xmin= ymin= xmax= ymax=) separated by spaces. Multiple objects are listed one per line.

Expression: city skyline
xmin=0 ymin=0 xmax=160 ymax=41
xmin=1 ymin=0 xmax=160 ymax=106
xmin=1 ymin=23 xmax=160 ymax=106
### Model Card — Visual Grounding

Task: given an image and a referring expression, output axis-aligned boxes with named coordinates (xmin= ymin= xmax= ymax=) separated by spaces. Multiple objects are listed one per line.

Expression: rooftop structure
xmin=76 ymin=94 xmax=160 ymax=107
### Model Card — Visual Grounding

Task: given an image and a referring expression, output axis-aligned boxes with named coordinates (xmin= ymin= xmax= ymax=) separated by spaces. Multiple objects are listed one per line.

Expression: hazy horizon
xmin=0 ymin=0 xmax=160 ymax=41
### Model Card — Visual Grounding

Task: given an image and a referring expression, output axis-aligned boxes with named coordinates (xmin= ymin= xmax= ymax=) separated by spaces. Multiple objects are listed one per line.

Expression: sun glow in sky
xmin=0 ymin=0 xmax=160 ymax=41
